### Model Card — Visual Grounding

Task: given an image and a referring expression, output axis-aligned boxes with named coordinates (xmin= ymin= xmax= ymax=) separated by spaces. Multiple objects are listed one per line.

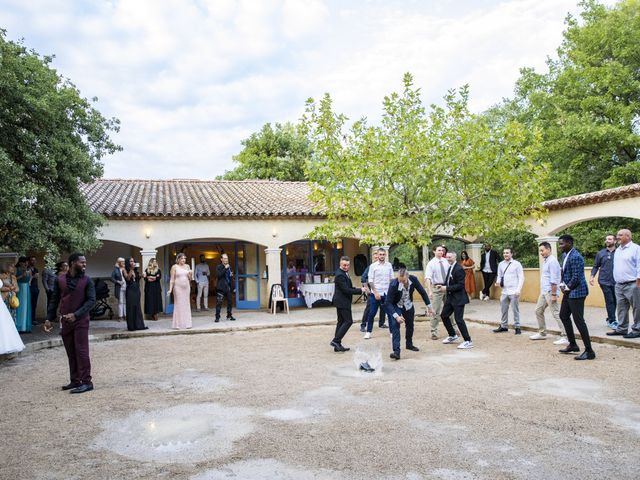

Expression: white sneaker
xmin=483 ymin=296 xmax=490 ymax=301
xmin=457 ymin=341 xmax=474 ymax=349
xmin=553 ymin=336 xmax=569 ymax=345
xmin=364 ymin=332 xmax=371 ymax=339
xmin=442 ymin=335 xmax=459 ymax=344
xmin=479 ymin=293 xmax=485 ymax=301
xmin=529 ymin=333 xmax=547 ymax=340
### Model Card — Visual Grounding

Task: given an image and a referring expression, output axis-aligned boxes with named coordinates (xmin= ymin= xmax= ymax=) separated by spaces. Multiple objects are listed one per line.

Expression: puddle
xmin=93 ymin=403 xmax=253 ymax=463
xmin=191 ymin=459 xmax=344 ymax=480
xmin=263 ymin=385 xmax=357 ymax=423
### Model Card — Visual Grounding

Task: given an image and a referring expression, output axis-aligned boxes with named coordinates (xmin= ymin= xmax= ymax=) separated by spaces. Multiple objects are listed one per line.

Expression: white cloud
xmin=0 ymin=0 xmax=619 ymax=179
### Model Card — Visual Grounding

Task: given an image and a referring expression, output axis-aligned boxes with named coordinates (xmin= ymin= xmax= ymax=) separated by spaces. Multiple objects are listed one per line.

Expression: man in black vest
xmin=384 ymin=268 xmax=433 ymax=359
xmin=439 ymin=252 xmax=474 ymax=349
xmin=215 ymin=253 xmax=236 ymax=322
xmin=479 ymin=243 xmax=499 ymax=300
xmin=331 ymin=256 xmax=366 ymax=352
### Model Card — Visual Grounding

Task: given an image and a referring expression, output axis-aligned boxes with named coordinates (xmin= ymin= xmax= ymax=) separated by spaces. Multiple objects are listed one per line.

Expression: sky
xmin=0 ymin=0 xmax=617 ymax=180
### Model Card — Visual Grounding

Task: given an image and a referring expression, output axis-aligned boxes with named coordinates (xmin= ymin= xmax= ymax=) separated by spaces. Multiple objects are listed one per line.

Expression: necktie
xmin=439 ymin=260 xmax=447 ymax=283
xmin=445 ymin=266 xmax=452 ymax=285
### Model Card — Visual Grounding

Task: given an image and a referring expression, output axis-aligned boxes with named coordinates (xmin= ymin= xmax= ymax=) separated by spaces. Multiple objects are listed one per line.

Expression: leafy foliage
xmin=0 ymin=31 xmax=120 ymax=255
xmin=301 ymin=73 xmax=547 ymax=246
xmin=220 ymin=122 xmax=310 ymax=181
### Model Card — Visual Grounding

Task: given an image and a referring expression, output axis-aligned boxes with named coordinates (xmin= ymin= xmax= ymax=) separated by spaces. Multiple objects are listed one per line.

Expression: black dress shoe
xmin=515 ymin=328 xmax=522 ymax=335
xmin=493 ymin=326 xmax=508 ymax=333
xmin=623 ymin=331 xmax=640 ymax=339
xmin=360 ymin=325 xmax=366 ymax=333
xmin=406 ymin=345 xmax=420 ymax=351
xmin=559 ymin=345 xmax=580 ymax=354
xmin=389 ymin=352 xmax=400 ymax=360
xmin=62 ymin=383 xmax=81 ymax=391
xmin=606 ymin=330 xmax=626 ymax=336
xmin=341 ymin=346 xmax=350 ymax=351
xmin=70 ymin=384 xmax=94 ymax=394
xmin=379 ymin=324 xmax=388 ymax=329
xmin=330 ymin=341 xmax=345 ymax=352
xmin=214 ymin=317 xmax=220 ymax=322
xmin=227 ymin=316 xmax=236 ymax=321
xmin=575 ymin=350 xmax=596 ymax=360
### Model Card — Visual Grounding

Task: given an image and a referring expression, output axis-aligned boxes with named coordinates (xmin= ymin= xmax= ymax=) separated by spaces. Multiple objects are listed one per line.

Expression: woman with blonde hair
xmin=168 ymin=253 xmax=192 ymax=329
xmin=143 ymin=258 xmax=163 ymax=320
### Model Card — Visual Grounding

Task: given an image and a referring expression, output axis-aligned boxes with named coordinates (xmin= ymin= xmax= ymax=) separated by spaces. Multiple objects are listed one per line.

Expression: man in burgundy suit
xmin=44 ymin=253 xmax=96 ymax=394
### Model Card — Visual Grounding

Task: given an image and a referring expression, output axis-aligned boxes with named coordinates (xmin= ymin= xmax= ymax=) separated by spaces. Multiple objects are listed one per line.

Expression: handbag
xmin=499 ymin=262 xmax=512 ymax=288
xmin=9 ymin=293 xmax=19 ymax=309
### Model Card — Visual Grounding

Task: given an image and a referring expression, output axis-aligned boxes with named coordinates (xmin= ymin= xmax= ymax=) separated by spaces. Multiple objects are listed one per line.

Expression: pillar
xmin=467 ymin=243 xmax=484 ymax=299
xmin=140 ymin=249 xmax=158 ymax=316
xmin=265 ymin=247 xmax=283 ymax=300
xmin=535 ymin=236 xmax=559 ymax=268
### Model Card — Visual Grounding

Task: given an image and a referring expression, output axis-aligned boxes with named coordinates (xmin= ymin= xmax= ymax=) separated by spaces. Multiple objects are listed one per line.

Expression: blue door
xmin=235 ymin=242 xmax=260 ymax=309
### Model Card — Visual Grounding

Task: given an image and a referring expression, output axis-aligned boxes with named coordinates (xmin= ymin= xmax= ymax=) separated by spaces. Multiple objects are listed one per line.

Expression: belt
xmin=618 ymin=280 xmax=636 ymax=285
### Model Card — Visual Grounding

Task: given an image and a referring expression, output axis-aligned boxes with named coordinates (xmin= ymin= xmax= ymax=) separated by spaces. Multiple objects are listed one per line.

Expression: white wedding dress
xmin=0 ymin=279 xmax=25 ymax=355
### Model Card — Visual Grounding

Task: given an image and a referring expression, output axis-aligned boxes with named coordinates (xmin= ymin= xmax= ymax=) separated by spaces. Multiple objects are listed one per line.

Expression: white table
xmin=299 ymin=283 xmax=335 ymax=308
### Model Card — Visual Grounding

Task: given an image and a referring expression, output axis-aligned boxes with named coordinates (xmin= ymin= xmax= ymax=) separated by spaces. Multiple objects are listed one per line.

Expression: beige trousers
xmin=535 ymin=292 xmax=564 ymax=335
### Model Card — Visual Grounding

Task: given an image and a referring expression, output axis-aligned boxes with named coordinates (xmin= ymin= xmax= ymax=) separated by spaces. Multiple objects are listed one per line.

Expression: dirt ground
xmin=1 ymin=322 xmax=638 ymax=480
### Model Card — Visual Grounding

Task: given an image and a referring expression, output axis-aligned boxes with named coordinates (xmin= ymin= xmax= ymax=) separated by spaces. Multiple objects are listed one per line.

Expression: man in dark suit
xmin=331 ymin=256 xmax=366 ymax=352
xmin=215 ymin=254 xmax=236 ymax=322
xmin=558 ymin=234 xmax=595 ymax=360
xmin=479 ymin=243 xmax=499 ymax=300
xmin=384 ymin=268 xmax=433 ymax=360
xmin=439 ymin=252 xmax=474 ymax=349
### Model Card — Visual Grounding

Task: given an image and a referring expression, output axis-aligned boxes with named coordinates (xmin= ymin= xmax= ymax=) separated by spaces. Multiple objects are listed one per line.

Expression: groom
xmin=44 ymin=253 xmax=96 ymax=394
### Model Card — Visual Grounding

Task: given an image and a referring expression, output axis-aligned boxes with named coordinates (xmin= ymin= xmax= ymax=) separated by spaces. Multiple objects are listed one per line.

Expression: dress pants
xmin=441 ymin=301 xmax=471 ymax=342
xmin=365 ymin=294 xmax=389 ymax=333
xmin=429 ymin=290 xmax=445 ymax=335
xmin=481 ymin=271 xmax=496 ymax=298
xmin=614 ymin=282 xmax=640 ymax=334
xmin=388 ymin=306 xmax=416 ymax=354
xmin=196 ymin=282 xmax=209 ymax=309
xmin=360 ymin=294 xmax=386 ymax=328
xmin=559 ymin=294 xmax=593 ymax=351
xmin=599 ymin=284 xmax=617 ymax=324
xmin=535 ymin=292 xmax=565 ymax=335
xmin=333 ymin=308 xmax=353 ymax=344
xmin=30 ymin=288 xmax=39 ymax=324
xmin=61 ymin=317 xmax=92 ymax=386
xmin=500 ymin=294 xmax=520 ymax=328
xmin=216 ymin=290 xmax=233 ymax=319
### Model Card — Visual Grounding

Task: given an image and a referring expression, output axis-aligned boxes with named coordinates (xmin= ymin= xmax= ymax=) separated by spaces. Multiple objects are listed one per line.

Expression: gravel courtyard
xmin=1 ymin=323 xmax=638 ymax=480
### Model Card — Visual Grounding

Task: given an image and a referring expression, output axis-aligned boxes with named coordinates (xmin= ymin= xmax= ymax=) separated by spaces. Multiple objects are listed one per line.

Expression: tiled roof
xmin=81 ymin=179 xmax=321 ymax=218
xmin=542 ymin=183 xmax=640 ymax=211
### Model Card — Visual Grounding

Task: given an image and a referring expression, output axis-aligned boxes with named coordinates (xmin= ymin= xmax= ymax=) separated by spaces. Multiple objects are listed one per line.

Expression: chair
xmin=270 ymin=284 xmax=290 ymax=315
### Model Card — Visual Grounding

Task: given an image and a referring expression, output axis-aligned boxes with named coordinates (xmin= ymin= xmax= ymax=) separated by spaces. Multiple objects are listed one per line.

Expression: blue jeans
xmin=366 ymin=294 xmax=389 ymax=333
xmin=388 ymin=305 xmax=415 ymax=354
xmin=600 ymin=283 xmax=617 ymax=324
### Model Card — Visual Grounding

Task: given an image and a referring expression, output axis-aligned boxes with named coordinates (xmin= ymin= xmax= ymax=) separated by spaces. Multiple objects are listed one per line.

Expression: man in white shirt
xmin=530 ymin=242 xmax=567 ymax=344
xmin=425 ymin=245 xmax=450 ymax=340
xmin=194 ymin=255 xmax=210 ymax=311
xmin=607 ymin=229 xmax=640 ymax=338
xmin=363 ymin=248 xmax=394 ymax=339
xmin=493 ymin=247 xmax=524 ymax=334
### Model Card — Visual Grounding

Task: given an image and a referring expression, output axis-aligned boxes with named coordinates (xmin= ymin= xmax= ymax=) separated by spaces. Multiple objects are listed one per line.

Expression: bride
xmin=0 ymin=278 xmax=25 ymax=355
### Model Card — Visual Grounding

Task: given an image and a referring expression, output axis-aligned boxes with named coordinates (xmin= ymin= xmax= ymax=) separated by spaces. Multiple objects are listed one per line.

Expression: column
xmin=265 ymin=247 xmax=283 ymax=301
xmin=467 ymin=243 xmax=484 ymax=299
xmin=535 ymin=236 xmax=559 ymax=268
xmin=140 ymin=249 xmax=158 ymax=316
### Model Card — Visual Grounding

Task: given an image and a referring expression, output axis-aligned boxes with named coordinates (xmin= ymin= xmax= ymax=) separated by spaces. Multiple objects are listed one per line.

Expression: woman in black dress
xmin=123 ymin=258 xmax=148 ymax=331
xmin=143 ymin=258 xmax=163 ymax=320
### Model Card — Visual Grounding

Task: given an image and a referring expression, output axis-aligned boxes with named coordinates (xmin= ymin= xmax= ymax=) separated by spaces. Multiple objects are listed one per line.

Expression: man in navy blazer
xmin=558 ymin=234 xmax=595 ymax=360
xmin=331 ymin=256 xmax=366 ymax=352
xmin=439 ymin=252 xmax=474 ymax=349
xmin=384 ymin=267 xmax=433 ymax=359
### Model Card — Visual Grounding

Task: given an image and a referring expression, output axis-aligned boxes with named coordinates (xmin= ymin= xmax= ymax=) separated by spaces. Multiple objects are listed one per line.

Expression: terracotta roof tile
xmin=542 ymin=183 xmax=640 ymax=211
xmin=81 ymin=179 xmax=321 ymax=218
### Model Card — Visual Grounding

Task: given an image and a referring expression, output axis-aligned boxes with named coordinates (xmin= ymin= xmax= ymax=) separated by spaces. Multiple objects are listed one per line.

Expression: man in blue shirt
xmin=607 ymin=229 xmax=640 ymax=338
xmin=590 ymin=234 xmax=617 ymax=329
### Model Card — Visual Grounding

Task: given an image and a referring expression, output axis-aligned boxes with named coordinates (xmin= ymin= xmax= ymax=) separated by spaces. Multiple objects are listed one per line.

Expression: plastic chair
xmin=271 ymin=284 xmax=290 ymax=315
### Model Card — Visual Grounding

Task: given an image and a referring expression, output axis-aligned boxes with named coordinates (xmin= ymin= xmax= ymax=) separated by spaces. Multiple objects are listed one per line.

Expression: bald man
xmin=607 ymin=229 xmax=640 ymax=339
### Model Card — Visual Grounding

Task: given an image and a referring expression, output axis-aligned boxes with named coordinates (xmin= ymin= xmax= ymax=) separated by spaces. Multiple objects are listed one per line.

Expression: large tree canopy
xmin=220 ymin=122 xmax=310 ymax=181
xmin=301 ymin=73 xmax=547 ymax=246
xmin=493 ymin=0 xmax=640 ymax=198
xmin=0 ymin=31 xmax=120 ymax=255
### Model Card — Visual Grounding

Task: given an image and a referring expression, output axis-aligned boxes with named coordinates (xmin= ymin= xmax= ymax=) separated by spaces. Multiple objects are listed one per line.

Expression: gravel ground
xmin=1 ymin=322 xmax=638 ymax=480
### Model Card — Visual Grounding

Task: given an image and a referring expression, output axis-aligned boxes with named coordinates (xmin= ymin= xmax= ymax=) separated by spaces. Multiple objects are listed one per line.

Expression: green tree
xmin=220 ymin=122 xmax=310 ymax=181
xmin=301 ymin=73 xmax=547 ymax=246
xmin=495 ymin=0 xmax=640 ymax=198
xmin=0 ymin=32 xmax=120 ymax=256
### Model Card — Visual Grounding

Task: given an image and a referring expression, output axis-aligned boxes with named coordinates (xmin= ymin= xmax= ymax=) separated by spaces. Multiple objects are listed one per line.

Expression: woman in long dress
xmin=460 ymin=251 xmax=476 ymax=297
xmin=0 ymin=278 xmax=25 ymax=355
xmin=15 ymin=257 xmax=32 ymax=333
xmin=123 ymin=258 xmax=148 ymax=331
xmin=168 ymin=253 xmax=192 ymax=329
xmin=0 ymin=264 xmax=19 ymax=324
xmin=143 ymin=258 xmax=163 ymax=320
